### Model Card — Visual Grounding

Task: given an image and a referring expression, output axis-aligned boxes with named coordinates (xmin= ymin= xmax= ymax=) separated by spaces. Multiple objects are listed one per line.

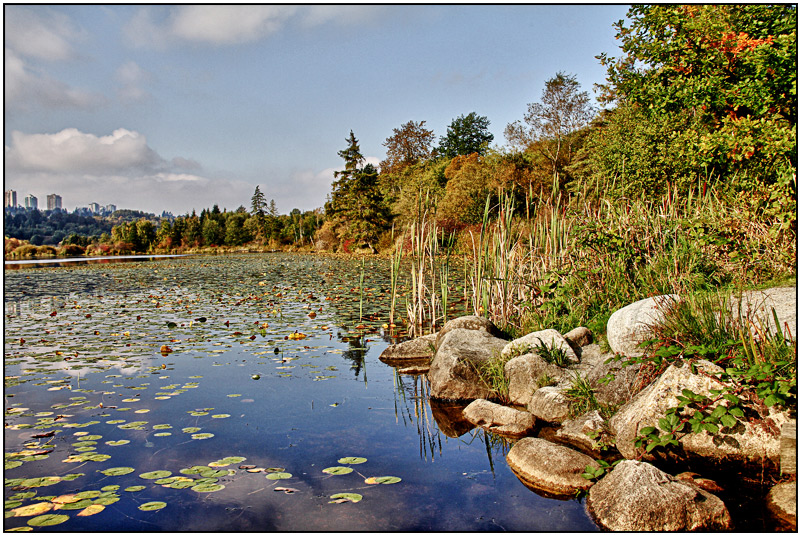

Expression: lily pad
xmin=77 ymin=504 xmax=105 ymax=516
xmin=191 ymin=483 xmax=225 ymax=493
xmin=338 ymin=457 xmax=367 ymax=465
xmin=266 ymin=472 xmax=292 ymax=480
xmin=329 ymin=492 xmax=362 ymax=503
xmin=322 ymin=466 xmax=353 ymax=475
xmin=124 ymin=486 xmax=146 ymax=492
xmin=100 ymin=467 xmax=135 ymax=476
xmin=364 ymin=476 xmax=402 ymax=485
xmin=138 ymin=501 xmax=167 ymax=511
xmin=139 ymin=470 xmax=172 ymax=480
xmin=27 ymin=514 xmax=69 ymax=527
xmin=191 ymin=433 xmax=214 ymax=440
xmin=9 ymin=502 xmax=53 ymax=517
xmin=105 ymin=440 xmax=130 ymax=446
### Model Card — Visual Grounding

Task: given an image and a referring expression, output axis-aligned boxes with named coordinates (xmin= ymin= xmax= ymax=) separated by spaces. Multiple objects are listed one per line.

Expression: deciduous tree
xmin=437 ymin=112 xmax=494 ymax=158
xmin=380 ymin=120 xmax=435 ymax=175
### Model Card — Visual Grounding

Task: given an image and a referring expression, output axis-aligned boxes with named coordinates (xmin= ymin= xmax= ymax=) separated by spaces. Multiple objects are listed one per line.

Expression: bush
xmin=59 ymin=244 xmax=85 ymax=257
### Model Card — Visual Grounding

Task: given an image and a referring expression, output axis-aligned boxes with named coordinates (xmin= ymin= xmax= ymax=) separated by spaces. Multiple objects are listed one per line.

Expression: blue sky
xmin=4 ymin=4 xmax=630 ymax=215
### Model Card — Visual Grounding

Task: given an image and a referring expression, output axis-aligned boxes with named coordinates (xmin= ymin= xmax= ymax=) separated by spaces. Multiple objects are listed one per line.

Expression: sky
xmin=4 ymin=4 xmax=631 ymax=216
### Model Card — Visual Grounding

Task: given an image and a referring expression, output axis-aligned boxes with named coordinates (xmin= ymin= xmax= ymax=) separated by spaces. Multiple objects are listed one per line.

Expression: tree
xmin=380 ymin=120 xmax=435 ymax=175
xmin=505 ymin=72 xmax=594 ymax=190
xmin=595 ymin=5 xmax=796 ymax=187
xmin=251 ymin=185 xmax=266 ymax=217
xmin=437 ymin=112 xmax=494 ymax=158
xmin=326 ymin=131 xmax=390 ymax=251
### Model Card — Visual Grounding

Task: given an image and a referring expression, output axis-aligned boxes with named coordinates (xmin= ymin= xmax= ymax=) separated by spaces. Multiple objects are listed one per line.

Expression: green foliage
xmin=581 ymin=459 xmax=621 ymax=482
xmin=437 ymin=112 xmax=494 ymax=158
xmin=533 ymin=339 xmax=571 ymax=367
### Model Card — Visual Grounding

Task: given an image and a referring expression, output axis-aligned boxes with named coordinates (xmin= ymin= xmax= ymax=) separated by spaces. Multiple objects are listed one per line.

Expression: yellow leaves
xmin=160 ymin=345 xmax=173 ymax=354
xmin=77 ymin=504 xmax=105 ymax=516
xmin=9 ymin=502 xmax=53 ymax=517
xmin=287 ymin=332 xmax=307 ymax=340
xmin=52 ymin=494 xmax=82 ymax=505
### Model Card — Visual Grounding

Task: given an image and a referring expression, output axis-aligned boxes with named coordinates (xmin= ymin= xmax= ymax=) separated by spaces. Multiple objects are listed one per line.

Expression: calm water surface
xmin=4 ymin=254 xmax=598 ymax=531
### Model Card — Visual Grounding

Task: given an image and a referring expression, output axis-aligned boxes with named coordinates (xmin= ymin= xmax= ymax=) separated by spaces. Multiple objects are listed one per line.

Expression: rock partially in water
xmin=429 ymin=328 xmax=507 ymax=401
xmin=587 ymin=460 xmax=732 ymax=531
xmin=610 ymin=360 xmax=790 ymax=470
xmin=506 ymin=437 xmax=598 ymax=498
xmin=397 ymin=365 xmax=429 ymax=375
xmin=606 ymin=294 xmax=679 ymax=358
xmin=766 ymin=480 xmax=797 ymax=530
xmin=462 ymin=399 xmax=535 ymax=437
xmin=429 ymin=400 xmax=473 ymax=438
xmin=527 ymin=386 xmax=571 ymax=424
xmin=434 ymin=315 xmax=504 ymax=350
xmin=378 ymin=333 xmax=436 ymax=365
xmin=554 ymin=410 xmax=607 ymax=456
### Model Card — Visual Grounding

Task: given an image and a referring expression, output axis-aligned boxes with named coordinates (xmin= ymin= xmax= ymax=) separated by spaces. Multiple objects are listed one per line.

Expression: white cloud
xmin=115 ymin=60 xmax=153 ymax=103
xmin=4 ymin=49 xmax=103 ymax=111
xmin=124 ymin=5 xmax=384 ymax=47
xmin=4 ymin=6 xmax=83 ymax=61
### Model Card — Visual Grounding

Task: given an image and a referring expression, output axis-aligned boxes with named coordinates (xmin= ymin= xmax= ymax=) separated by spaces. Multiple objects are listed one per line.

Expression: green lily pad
xmin=27 ymin=514 xmax=69 ymax=527
xmin=322 ymin=466 xmax=353 ymax=475
xmin=138 ymin=501 xmax=167 ymax=511
xmin=265 ymin=472 xmax=292 ymax=480
xmin=181 ymin=427 xmax=201 ymax=433
xmin=124 ymin=486 xmax=146 ymax=492
xmin=139 ymin=470 xmax=172 ymax=480
xmin=329 ymin=492 xmax=362 ymax=503
xmin=191 ymin=433 xmax=214 ymax=440
xmin=191 ymin=483 xmax=225 ymax=493
xmin=338 ymin=457 xmax=367 ymax=464
xmin=101 ymin=485 xmax=120 ymax=492
xmin=211 ymin=414 xmax=230 ymax=419
xmin=152 ymin=424 xmax=172 ymax=430
xmin=208 ymin=456 xmax=246 ymax=467
xmin=364 ymin=476 xmax=402 ymax=485
xmin=105 ymin=440 xmax=130 ymax=446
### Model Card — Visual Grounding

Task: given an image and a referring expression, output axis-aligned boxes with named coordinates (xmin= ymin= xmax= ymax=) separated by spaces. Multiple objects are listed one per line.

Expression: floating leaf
xmin=27 ymin=514 xmax=69 ymax=527
xmin=211 ymin=414 xmax=230 ymax=419
xmin=182 ymin=427 xmax=201 ymax=433
xmin=105 ymin=440 xmax=130 ymax=446
xmin=10 ymin=502 xmax=53 ymax=517
xmin=364 ymin=476 xmax=401 ymax=485
xmin=139 ymin=470 xmax=172 ymax=480
xmin=101 ymin=485 xmax=120 ymax=491
xmin=329 ymin=493 xmax=362 ymax=503
xmin=138 ymin=501 xmax=167 ymax=511
xmin=191 ymin=483 xmax=225 ymax=493
xmin=208 ymin=456 xmax=246 ymax=467
xmin=338 ymin=457 xmax=367 ymax=465
xmin=266 ymin=472 xmax=292 ymax=480
xmin=274 ymin=487 xmax=298 ymax=494
xmin=191 ymin=433 xmax=214 ymax=440
xmin=322 ymin=466 xmax=353 ymax=475
xmin=124 ymin=486 xmax=146 ymax=492
xmin=77 ymin=504 xmax=105 ymax=516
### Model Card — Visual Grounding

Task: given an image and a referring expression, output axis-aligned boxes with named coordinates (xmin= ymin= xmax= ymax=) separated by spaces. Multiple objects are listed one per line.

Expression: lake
xmin=4 ymin=253 xmax=599 ymax=531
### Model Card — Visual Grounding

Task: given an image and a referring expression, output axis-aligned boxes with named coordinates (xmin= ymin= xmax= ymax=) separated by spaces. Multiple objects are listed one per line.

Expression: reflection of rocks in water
xmin=430 ymin=399 xmax=474 ymax=437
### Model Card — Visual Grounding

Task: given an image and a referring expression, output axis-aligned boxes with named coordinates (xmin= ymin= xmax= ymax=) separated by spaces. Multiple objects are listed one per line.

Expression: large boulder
xmin=428 ymin=328 xmax=508 ymax=401
xmin=563 ymin=326 xmax=594 ymax=352
xmin=462 ymin=399 xmax=535 ymax=437
xmin=553 ymin=410 xmax=608 ymax=456
xmin=378 ymin=333 xmax=436 ymax=365
xmin=429 ymin=400 xmax=473 ymax=438
xmin=435 ymin=315 xmax=504 ymax=350
xmin=736 ymin=286 xmax=796 ymax=339
xmin=527 ymin=386 xmax=571 ymax=424
xmin=506 ymin=437 xmax=599 ymax=498
xmin=586 ymin=460 xmax=732 ymax=531
xmin=504 ymin=353 xmax=569 ymax=406
xmin=610 ymin=360 xmax=791 ymax=470
xmin=501 ymin=329 xmax=579 ymax=365
xmin=606 ymin=294 xmax=679 ymax=357
xmin=577 ymin=343 xmax=644 ymax=406
xmin=766 ymin=480 xmax=797 ymax=530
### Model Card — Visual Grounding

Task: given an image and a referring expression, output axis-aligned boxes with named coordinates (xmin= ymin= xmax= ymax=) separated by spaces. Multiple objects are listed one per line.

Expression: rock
xmin=781 ymin=420 xmax=797 ymax=475
xmin=606 ymin=294 xmax=679 ymax=357
xmin=397 ymin=365 xmax=429 ymax=374
xmin=554 ymin=410 xmax=607 ymax=456
xmin=736 ymin=286 xmax=797 ymax=340
xmin=577 ymin=343 xmax=644 ymax=406
xmin=501 ymin=329 xmax=579 ymax=365
xmin=378 ymin=333 xmax=436 ymax=365
xmin=587 ymin=460 xmax=732 ymax=531
xmin=504 ymin=353 xmax=569 ymax=406
xmin=527 ymin=386 xmax=571 ymax=424
xmin=674 ymin=472 xmax=724 ymax=494
xmin=462 ymin=399 xmax=535 ymax=437
xmin=506 ymin=437 xmax=599 ymax=498
xmin=766 ymin=480 xmax=797 ymax=530
xmin=610 ymin=360 xmax=791 ymax=470
xmin=429 ymin=400 xmax=473 ymax=438
xmin=428 ymin=328 xmax=508 ymax=401
xmin=434 ymin=315 xmax=504 ymax=350
xmin=563 ymin=326 xmax=593 ymax=350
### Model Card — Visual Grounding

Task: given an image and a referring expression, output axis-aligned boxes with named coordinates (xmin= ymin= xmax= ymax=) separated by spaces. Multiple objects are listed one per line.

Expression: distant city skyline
xmin=4 ymin=4 xmax=630 ymax=215
xmin=5 ymin=188 xmax=117 ymax=214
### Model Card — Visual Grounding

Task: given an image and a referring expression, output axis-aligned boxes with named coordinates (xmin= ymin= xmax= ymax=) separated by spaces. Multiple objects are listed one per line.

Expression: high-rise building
xmin=105 ymin=204 xmax=117 ymax=214
xmin=5 ymin=190 xmax=17 ymax=208
xmin=89 ymin=202 xmax=101 ymax=214
xmin=47 ymin=194 xmax=62 ymax=211
xmin=24 ymin=195 xmax=38 ymax=210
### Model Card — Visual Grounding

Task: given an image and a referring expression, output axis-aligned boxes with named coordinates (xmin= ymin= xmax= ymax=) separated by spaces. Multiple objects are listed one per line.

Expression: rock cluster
xmin=377 ymin=287 xmax=797 ymax=531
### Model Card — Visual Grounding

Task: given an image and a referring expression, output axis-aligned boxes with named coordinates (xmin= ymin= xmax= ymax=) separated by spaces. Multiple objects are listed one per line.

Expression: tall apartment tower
xmin=47 ymin=194 xmax=62 ymax=211
xmin=5 ymin=190 xmax=17 ymax=208
xmin=24 ymin=195 xmax=38 ymax=210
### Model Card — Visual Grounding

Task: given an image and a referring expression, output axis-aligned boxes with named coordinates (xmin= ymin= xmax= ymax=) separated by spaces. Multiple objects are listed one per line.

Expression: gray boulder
xmin=587 ymin=460 xmax=732 ymax=531
xmin=610 ymin=360 xmax=791 ymax=470
xmin=766 ymin=480 xmax=797 ymax=530
xmin=462 ymin=399 xmax=535 ymax=437
xmin=527 ymin=386 xmax=571 ymax=424
xmin=504 ymin=353 xmax=569 ymax=406
xmin=735 ymin=286 xmax=796 ymax=339
xmin=506 ymin=437 xmax=599 ymax=498
xmin=563 ymin=326 xmax=594 ymax=351
xmin=501 ymin=329 xmax=579 ymax=365
xmin=378 ymin=333 xmax=436 ymax=365
xmin=577 ymin=343 xmax=644 ymax=407
xmin=428 ymin=328 xmax=508 ymax=401
xmin=554 ymin=410 xmax=608 ymax=456
xmin=606 ymin=294 xmax=679 ymax=357
xmin=435 ymin=315 xmax=504 ymax=350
